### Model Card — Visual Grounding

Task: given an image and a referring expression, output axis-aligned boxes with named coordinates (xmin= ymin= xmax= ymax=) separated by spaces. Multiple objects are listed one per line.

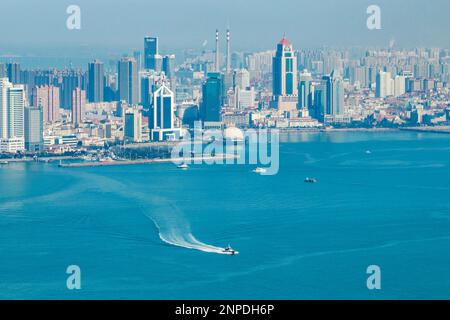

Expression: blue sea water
xmin=1 ymin=131 xmax=450 ymax=299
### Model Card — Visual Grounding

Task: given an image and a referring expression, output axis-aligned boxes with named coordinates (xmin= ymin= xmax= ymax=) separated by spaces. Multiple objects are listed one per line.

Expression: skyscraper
xmin=140 ymin=73 xmax=155 ymax=108
xmin=234 ymin=69 xmax=250 ymax=90
xmin=149 ymin=83 xmax=179 ymax=141
xmin=0 ymin=78 xmax=25 ymax=152
xmin=133 ymin=50 xmax=142 ymax=70
xmin=60 ymin=70 xmax=86 ymax=109
xmin=24 ymin=106 xmax=43 ymax=152
xmin=272 ymin=36 xmax=298 ymax=112
xmin=32 ymin=85 xmax=60 ymax=123
xmin=6 ymin=62 xmax=21 ymax=84
xmin=394 ymin=75 xmax=406 ymax=97
xmin=118 ymin=57 xmax=139 ymax=105
xmin=162 ymin=54 xmax=176 ymax=87
xmin=0 ymin=63 xmax=6 ymax=78
xmin=72 ymin=88 xmax=86 ymax=126
xmin=299 ymin=70 xmax=313 ymax=111
xmin=144 ymin=36 xmax=162 ymax=71
xmin=376 ymin=71 xmax=394 ymax=98
xmin=88 ymin=60 xmax=104 ymax=103
xmin=321 ymin=71 xmax=345 ymax=117
xmin=200 ymin=72 xmax=223 ymax=124
xmin=124 ymin=107 xmax=143 ymax=143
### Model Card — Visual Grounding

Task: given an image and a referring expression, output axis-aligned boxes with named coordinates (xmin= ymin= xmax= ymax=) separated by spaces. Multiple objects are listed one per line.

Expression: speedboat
xmin=223 ymin=245 xmax=239 ymax=255
xmin=304 ymin=177 xmax=317 ymax=183
xmin=365 ymin=150 xmax=372 ymax=155
xmin=253 ymin=167 xmax=267 ymax=174
xmin=177 ymin=164 xmax=189 ymax=170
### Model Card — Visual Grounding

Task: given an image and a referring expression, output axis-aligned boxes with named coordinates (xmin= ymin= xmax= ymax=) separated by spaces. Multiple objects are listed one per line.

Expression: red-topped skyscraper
xmin=271 ymin=35 xmax=298 ymax=112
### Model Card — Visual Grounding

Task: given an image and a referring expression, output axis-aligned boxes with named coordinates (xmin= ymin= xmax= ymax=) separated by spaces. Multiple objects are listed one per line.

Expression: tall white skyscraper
xmin=394 ymin=75 xmax=406 ymax=97
xmin=0 ymin=78 xmax=25 ymax=152
xmin=376 ymin=71 xmax=394 ymax=98
xmin=149 ymin=83 xmax=180 ymax=141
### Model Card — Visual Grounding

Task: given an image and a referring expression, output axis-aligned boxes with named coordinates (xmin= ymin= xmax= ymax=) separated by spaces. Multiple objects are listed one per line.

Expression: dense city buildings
xmin=0 ymin=32 xmax=449 ymax=156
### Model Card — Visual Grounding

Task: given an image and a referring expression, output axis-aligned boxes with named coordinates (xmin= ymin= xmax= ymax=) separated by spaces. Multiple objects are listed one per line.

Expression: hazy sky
xmin=0 ymin=0 xmax=449 ymax=54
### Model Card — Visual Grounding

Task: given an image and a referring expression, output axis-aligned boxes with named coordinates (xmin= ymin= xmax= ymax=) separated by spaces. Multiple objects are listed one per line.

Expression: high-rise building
xmin=144 ymin=37 xmax=162 ymax=71
xmin=72 ymin=88 xmax=86 ymax=126
xmin=32 ymin=85 xmax=60 ymax=123
xmin=0 ymin=63 xmax=6 ymax=78
xmin=118 ymin=57 xmax=139 ymax=105
xmin=376 ymin=71 xmax=394 ymax=98
xmin=133 ymin=50 xmax=142 ymax=70
xmin=60 ymin=71 xmax=86 ymax=109
xmin=162 ymin=54 xmax=176 ymax=87
xmin=24 ymin=106 xmax=43 ymax=152
xmin=0 ymin=78 xmax=25 ymax=152
xmin=321 ymin=71 xmax=345 ymax=117
xmin=124 ymin=107 xmax=143 ymax=143
xmin=299 ymin=70 xmax=313 ymax=110
xmin=394 ymin=75 xmax=406 ymax=97
xmin=200 ymin=72 xmax=223 ymax=124
xmin=6 ymin=62 xmax=21 ymax=84
xmin=88 ymin=60 xmax=104 ymax=103
xmin=140 ymin=73 xmax=156 ymax=108
xmin=234 ymin=69 xmax=250 ymax=90
xmin=272 ymin=36 xmax=298 ymax=112
xmin=149 ymin=83 xmax=180 ymax=141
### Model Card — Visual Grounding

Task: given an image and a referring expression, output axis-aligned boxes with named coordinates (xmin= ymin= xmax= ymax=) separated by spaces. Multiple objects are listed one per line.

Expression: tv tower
xmin=215 ymin=29 xmax=220 ymax=72
xmin=226 ymin=28 xmax=231 ymax=74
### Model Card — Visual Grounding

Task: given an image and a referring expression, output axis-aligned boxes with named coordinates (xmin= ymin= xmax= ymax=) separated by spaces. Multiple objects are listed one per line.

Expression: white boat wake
xmin=58 ymin=170 xmax=234 ymax=255
xmin=140 ymin=197 xmax=233 ymax=255
xmin=152 ymin=219 xmax=230 ymax=254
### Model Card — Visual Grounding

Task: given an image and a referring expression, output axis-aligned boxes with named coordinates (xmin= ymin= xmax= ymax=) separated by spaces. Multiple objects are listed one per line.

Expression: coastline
xmin=58 ymin=154 xmax=239 ymax=168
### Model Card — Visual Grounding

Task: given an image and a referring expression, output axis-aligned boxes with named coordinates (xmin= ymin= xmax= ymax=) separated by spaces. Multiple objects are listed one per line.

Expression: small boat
xmin=0 ymin=160 xmax=8 ymax=165
xmin=365 ymin=150 xmax=372 ymax=155
xmin=223 ymin=245 xmax=239 ymax=255
xmin=304 ymin=177 xmax=317 ymax=183
xmin=177 ymin=164 xmax=189 ymax=170
xmin=253 ymin=167 xmax=267 ymax=174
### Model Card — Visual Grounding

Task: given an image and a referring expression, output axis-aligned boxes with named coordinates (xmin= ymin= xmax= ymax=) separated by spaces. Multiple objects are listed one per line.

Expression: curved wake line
xmin=147 ymin=213 xmax=230 ymax=255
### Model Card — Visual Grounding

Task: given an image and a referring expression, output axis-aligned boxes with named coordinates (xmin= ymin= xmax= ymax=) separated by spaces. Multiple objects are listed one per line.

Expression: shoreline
xmin=58 ymin=155 xmax=239 ymax=168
